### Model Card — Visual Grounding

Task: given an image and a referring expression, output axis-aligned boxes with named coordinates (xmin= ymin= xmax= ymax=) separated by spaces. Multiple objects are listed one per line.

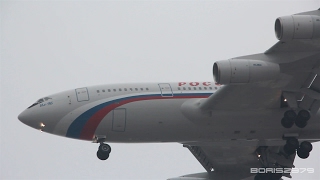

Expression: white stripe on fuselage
xmin=53 ymin=82 xmax=219 ymax=138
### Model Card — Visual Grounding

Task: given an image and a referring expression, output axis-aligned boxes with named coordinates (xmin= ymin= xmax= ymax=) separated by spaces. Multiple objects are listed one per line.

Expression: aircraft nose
xmin=18 ymin=109 xmax=39 ymax=129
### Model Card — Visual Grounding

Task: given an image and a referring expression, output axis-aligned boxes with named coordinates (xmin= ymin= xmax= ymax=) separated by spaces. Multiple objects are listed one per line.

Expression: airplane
xmin=18 ymin=9 xmax=320 ymax=180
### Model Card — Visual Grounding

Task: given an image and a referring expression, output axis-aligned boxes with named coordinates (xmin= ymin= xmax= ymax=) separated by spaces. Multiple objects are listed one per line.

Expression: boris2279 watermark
xmin=251 ymin=168 xmax=314 ymax=174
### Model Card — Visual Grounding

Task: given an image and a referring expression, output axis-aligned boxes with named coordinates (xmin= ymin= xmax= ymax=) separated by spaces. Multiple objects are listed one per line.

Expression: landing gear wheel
xmin=96 ymin=143 xmax=111 ymax=160
xmin=295 ymin=119 xmax=307 ymax=128
xmin=284 ymin=110 xmax=297 ymax=120
xmin=281 ymin=110 xmax=296 ymax=128
xmin=297 ymin=148 xmax=310 ymax=159
xmin=97 ymin=150 xmax=109 ymax=160
xmin=99 ymin=143 xmax=111 ymax=153
xmin=297 ymin=110 xmax=310 ymax=121
xmin=281 ymin=117 xmax=294 ymax=128
xmin=300 ymin=141 xmax=313 ymax=152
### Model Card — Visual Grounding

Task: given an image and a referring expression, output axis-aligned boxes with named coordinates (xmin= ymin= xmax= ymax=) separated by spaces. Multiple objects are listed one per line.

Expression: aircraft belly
xmin=94 ymin=99 xmax=320 ymax=143
xmin=96 ymin=99 xmax=199 ymax=142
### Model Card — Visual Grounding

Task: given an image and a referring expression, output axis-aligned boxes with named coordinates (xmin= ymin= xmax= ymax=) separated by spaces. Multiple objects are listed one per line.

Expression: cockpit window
xmin=28 ymin=97 xmax=52 ymax=109
xmin=43 ymin=97 xmax=52 ymax=101
xmin=28 ymin=103 xmax=38 ymax=109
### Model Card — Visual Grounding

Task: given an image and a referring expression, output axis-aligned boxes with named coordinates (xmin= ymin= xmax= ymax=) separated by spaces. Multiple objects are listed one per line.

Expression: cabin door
xmin=158 ymin=83 xmax=173 ymax=97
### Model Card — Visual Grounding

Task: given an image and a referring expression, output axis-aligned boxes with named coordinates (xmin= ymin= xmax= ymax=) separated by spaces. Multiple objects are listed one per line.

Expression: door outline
xmin=158 ymin=83 xmax=173 ymax=97
xmin=112 ymin=108 xmax=126 ymax=132
xmin=75 ymin=87 xmax=89 ymax=102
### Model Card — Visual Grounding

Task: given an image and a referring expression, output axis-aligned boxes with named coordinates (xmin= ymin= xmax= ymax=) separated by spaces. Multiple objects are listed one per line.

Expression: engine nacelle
xmin=213 ymin=59 xmax=280 ymax=84
xmin=275 ymin=15 xmax=320 ymax=41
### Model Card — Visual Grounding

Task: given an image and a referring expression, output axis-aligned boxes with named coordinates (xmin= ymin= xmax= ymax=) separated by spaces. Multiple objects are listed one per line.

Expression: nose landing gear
xmin=97 ymin=143 xmax=111 ymax=160
xmin=93 ymin=135 xmax=111 ymax=160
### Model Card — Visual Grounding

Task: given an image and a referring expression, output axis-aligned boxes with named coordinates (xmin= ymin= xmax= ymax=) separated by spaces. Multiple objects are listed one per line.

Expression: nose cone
xmin=18 ymin=109 xmax=39 ymax=129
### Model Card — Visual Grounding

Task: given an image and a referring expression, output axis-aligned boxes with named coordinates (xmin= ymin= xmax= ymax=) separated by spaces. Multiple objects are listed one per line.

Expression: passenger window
xmin=119 ymin=88 xmax=122 ymax=91
xmin=140 ymin=88 xmax=143 ymax=91
xmin=102 ymin=90 xmax=105 ymax=92
xmin=113 ymin=89 xmax=116 ymax=92
xmin=97 ymin=90 xmax=100 ymax=93
xmin=188 ymin=87 xmax=191 ymax=90
xmin=204 ymin=87 xmax=207 ymax=90
xmin=146 ymin=88 xmax=149 ymax=91
xmin=178 ymin=87 xmax=181 ymax=90
xmin=209 ymin=87 xmax=212 ymax=90
xmin=183 ymin=87 xmax=186 ymax=90
xmin=135 ymin=88 xmax=138 ymax=91
xmin=193 ymin=87 xmax=196 ymax=90
xmin=124 ymin=88 xmax=127 ymax=91
xmin=199 ymin=87 xmax=202 ymax=90
xmin=130 ymin=88 xmax=133 ymax=91
xmin=108 ymin=89 xmax=111 ymax=92
xmin=215 ymin=87 xmax=217 ymax=90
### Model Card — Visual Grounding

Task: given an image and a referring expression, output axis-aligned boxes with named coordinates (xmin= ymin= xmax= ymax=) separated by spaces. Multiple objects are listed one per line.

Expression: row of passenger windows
xmin=96 ymin=86 xmax=219 ymax=93
xmin=97 ymin=88 xmax=150 ymax=93
xmin=177 ymin=87 xmax=218 ymax=90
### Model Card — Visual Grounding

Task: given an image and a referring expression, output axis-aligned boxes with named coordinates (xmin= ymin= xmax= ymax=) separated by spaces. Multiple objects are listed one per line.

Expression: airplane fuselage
xmin=18 ymin=82 xmax=320 ymax=146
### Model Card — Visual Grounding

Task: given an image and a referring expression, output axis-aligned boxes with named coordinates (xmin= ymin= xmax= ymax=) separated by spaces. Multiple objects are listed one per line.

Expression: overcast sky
xmin=1 ymin=1 xmax=320 ymax=180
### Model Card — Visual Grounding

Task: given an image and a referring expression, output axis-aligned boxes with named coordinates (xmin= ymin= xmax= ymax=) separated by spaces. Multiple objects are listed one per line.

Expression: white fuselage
xmin=18 ymin=82 xmax=320 ymax=146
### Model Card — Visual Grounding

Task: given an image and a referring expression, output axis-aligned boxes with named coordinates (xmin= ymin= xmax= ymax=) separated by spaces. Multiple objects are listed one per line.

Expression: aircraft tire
xmin=295 ymin=119 xmax=307 ymax=128
xmin=297 ymin=148 xmax=309 ymax=159
xmin=300 ymin=141 xmax=313 ymax=152
xmin=284 ymin=110 xmax=297 ymax=120
xmin=97 ymin=150 xmax=109 ymax=160
xmin=297 ymin=110 xmax=310 ymax=121
xmin=281 ymin=117 xmax=294 ymax=128
xmin=99 ymin=143 xmax=111 ymax=153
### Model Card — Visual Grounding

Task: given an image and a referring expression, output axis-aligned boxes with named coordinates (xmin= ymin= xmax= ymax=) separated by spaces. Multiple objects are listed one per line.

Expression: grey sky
xmin=1 ymin=1 xmax=320 ymax=180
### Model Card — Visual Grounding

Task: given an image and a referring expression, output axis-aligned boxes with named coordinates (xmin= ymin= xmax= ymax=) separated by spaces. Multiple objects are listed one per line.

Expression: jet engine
xmin=213 ymin=59 xmax=280 ymax=84
xmin=275 ymin=15 xmax=320 ymax=41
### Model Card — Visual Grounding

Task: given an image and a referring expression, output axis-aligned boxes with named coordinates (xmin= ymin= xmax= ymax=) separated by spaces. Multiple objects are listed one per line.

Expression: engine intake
xmin=275 ymin=15 xmax=320 ymax=41
xmin=213 ymin=59 xmax=280 ymax=84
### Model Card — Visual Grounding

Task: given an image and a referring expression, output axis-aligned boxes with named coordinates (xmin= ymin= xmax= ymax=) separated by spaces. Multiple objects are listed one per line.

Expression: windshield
xmin=28 ymin=97 xmax=52 ymax=109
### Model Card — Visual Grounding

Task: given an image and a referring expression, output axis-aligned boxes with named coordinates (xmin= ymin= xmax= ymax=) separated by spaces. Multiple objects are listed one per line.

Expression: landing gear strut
xmin=97 ymin=143 xmax=111 ymax=160
xmin=94 ymin=135 xmax=111 ymax=160
xmin=283 ymin=137 xmax=299 ymax=155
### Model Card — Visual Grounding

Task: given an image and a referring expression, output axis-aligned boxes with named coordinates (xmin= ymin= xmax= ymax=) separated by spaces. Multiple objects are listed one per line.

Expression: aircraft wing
xmin=175 ymin=9 xmax=320 ymax=180
xmin=199 ymin=9 xmax=320 ymax=114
